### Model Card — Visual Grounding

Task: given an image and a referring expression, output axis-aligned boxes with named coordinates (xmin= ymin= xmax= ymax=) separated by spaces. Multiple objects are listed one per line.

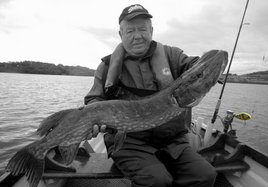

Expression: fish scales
xmin=96 ymin=94 xmax=179 ymax=131
xmin=6 ymin=50 xmax=228 ymax=187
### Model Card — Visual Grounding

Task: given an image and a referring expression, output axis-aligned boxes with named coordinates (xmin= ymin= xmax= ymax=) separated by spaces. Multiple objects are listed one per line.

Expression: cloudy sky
xmin=0 ymin=0 xmax=267 ymax=75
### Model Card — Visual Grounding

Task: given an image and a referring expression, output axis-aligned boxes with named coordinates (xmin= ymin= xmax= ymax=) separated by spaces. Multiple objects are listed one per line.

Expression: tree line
xmin=0 ymin=61 xmax=95 ymax=76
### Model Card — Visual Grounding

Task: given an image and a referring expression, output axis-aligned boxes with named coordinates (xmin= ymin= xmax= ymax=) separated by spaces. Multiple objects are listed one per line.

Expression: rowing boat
xmin=1 ymin=110 xmax=268 ymax=187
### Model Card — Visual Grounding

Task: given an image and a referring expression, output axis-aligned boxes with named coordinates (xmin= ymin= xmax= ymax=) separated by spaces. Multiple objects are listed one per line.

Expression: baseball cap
xmin=119 ymin=4 xmax=153 ymax=24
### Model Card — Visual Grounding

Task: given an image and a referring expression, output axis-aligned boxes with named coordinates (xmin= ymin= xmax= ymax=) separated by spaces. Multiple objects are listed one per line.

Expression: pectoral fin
xmin=59 ymin=143 xmax=80 ymax=165
xmin=113 ymin=131 xmax=126 ymax=154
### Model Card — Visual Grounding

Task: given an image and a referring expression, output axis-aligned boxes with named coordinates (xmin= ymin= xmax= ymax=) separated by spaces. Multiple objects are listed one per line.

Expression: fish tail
xmin=6 ymin=142 xmax=44 ymax=187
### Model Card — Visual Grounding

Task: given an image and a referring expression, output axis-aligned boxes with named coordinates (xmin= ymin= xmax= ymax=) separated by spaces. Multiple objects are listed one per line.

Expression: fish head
xmin=174 ymin=50 xmax=228 ymax=107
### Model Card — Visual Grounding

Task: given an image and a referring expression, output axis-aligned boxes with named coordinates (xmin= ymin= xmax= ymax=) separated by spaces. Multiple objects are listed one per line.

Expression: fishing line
xmin=211 ymin=0 xmax=250 ymax=124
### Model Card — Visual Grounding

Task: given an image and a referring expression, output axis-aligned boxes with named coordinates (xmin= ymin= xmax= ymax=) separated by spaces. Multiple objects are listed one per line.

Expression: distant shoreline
xmin=2 ymin=72 xmax=268 ymax=85
xmin=0 ymin=61 xmax=96 ymax=76
xmin=227 ymin=81 xmax=268 ymax=85
xmin=0 ymin=72 xmax=94 ymax=77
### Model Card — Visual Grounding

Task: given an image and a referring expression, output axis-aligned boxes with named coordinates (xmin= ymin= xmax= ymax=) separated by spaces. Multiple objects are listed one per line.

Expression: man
xmin=84 ymin=4 xmax=217 ymax=187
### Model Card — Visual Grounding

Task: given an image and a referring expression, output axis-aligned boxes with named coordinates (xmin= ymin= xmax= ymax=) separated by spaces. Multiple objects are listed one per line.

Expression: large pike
xmin=6 ymin=50 xmax=228 ymax=187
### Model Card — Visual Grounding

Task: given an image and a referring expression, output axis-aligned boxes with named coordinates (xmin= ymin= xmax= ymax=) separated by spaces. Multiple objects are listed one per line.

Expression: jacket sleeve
xmin=164 ymin=45 xmax=199 ymax=78
xmin=84 ymin=61 xmax=109 ymax=105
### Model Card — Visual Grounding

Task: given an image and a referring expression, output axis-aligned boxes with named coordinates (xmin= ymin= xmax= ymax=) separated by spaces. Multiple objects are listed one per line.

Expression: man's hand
xmin=87 ymin=124 xmax=107 ymax=139
xmin=82 ymin=102 xmax=112 ymax=140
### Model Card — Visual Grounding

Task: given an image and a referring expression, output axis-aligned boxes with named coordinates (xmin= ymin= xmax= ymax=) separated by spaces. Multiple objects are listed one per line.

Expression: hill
xmin=221 ymin=70 xmax=268 ymax=84
xmin=0 ymin=61 xmax=95 ymax=76
xmin=241 ymin=70 xmax=268 ymax=80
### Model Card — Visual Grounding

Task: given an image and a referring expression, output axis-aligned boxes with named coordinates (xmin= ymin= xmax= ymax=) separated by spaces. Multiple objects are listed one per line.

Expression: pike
xmin=6 ymin=50 xmax=228 ymax=187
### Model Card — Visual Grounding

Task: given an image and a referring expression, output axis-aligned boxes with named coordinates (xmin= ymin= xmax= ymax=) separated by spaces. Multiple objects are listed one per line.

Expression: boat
xmin=0 ymin=110 xmax=268 ymax=187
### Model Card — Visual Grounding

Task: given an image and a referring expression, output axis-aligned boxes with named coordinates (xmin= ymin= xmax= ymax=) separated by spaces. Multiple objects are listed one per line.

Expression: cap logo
xmin=128 ymin=5 xmax=143 ymax=13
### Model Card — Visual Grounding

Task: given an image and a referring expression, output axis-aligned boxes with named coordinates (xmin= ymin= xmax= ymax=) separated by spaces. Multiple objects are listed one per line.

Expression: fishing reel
xmin=217 ymin=110 xmax=252 ymax=137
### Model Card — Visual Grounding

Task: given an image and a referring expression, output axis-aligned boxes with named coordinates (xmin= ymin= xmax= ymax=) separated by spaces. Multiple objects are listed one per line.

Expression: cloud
xmin=0 ymin=0 xmax=12 ymax=7
xmin=153 ymin=0 xmax=268 ymax=74
xmin=0 ymin=0 xmax=41 ymax=34
xmin=81 ymin=27 xmax=120 ymax=50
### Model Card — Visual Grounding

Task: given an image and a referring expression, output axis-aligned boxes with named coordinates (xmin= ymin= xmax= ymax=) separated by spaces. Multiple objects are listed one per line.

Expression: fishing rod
xmin=204 ymin=0 xmax=250 ymax=144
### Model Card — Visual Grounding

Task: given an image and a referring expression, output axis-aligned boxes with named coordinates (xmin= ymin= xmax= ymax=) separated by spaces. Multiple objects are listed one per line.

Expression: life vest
xmin=105 ymin=42 xmax=174 ymax=93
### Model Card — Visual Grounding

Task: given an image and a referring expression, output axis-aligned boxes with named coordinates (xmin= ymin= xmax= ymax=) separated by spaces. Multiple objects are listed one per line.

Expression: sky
xmin=0 ymin=0 xmax=267 ymax=75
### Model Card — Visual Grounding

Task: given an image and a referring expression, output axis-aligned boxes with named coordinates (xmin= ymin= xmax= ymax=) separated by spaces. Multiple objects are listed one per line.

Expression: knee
xmin=132 ymin=164 xmax=172 ymax=187
xmin=196 ymin=163 xmax=217 ymax=186
xmin=202 ymin=166 xmax=217 ymax=185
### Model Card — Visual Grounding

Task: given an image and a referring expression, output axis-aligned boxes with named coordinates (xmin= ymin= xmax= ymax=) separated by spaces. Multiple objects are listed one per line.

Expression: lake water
xmin=0 ymin=73 xmax=268 ymax=174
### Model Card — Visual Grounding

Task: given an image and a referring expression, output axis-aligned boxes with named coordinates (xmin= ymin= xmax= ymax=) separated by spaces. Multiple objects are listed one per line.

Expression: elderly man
xmin=84 ymin=4 xmax=217 ymax=187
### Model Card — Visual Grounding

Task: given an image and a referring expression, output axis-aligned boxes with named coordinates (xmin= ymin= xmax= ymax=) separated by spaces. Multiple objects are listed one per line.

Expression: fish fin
xmin=6 ymin=147 xmax=44 ymax=187
xmin=37 ymin=109 xmax=75 ymax=137
xmin=58 ymin=143 xmax=80 ymax=165
xmin=113 ymin=131 xmax=126 ymax=154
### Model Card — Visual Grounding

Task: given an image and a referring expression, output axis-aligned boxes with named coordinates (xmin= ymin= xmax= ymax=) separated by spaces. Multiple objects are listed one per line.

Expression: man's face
xmin=119 ymin=17 xmax=153 ymax=57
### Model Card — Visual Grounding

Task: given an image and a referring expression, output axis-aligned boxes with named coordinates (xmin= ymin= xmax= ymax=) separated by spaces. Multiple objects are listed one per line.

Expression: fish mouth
xmin=173 ymin=50 xmax=228 ymax=107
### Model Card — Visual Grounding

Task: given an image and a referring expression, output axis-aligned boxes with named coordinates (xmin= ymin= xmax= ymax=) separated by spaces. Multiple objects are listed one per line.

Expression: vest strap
xmin=105 ymin=43 xmax=125 ymax=89
xmin=150 ymin=43 xmax=174 ymax=89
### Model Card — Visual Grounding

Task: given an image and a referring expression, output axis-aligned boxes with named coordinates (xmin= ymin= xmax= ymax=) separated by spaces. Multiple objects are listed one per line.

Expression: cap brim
xmin=124 ymin=12 xmax=152 ymax=21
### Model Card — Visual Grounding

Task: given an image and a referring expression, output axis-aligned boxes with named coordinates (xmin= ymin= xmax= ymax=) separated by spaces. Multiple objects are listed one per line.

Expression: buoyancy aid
xmin=150 ymin=42 xmax=174 ymax=89
xmin=104 ymin=42 xmax=174 ymax=94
